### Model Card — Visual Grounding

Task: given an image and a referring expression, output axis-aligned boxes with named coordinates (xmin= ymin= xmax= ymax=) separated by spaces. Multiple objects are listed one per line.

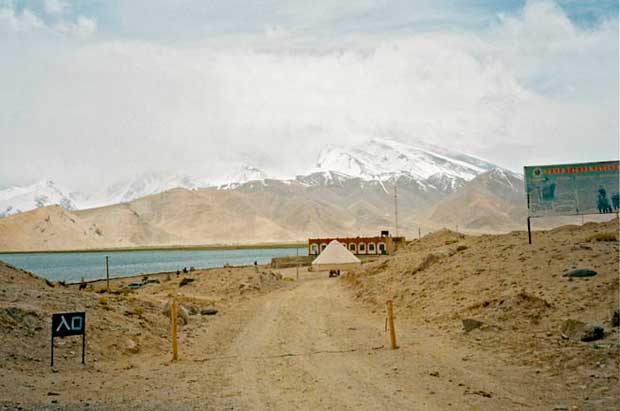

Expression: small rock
xmin=611 ymin=309 xmax=619 ymax=327
xmin=581 ymin=325 xmax=604 ymax=342
xmin=563 ymin=269 xmax=597 ymax=278
xmin=462 ymin=318 xmax=483 ymax=332
xmin=200 ymin=307 xmax=219 ymax=316
xmin=126 ymin=339 xmax=140 ymax=354
xmin=429 ymin=371 xmax=440 ymax=377
xmin=47 ymin=392 xmax=60 ymax=396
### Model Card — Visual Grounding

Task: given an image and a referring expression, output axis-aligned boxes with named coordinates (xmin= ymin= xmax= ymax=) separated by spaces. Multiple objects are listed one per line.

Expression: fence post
xmin=171 ymin=298 xmax=178 ymax=361
xmin=386 ymin=300 xmax=398 ymax=349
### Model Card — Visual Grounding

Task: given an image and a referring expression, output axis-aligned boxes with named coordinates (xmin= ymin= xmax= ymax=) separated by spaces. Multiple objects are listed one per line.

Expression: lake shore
xmin=0 ymin=241 xmax=306 ymax=255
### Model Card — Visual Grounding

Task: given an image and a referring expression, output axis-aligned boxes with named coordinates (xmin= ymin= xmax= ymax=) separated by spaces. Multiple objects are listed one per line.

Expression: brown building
xmin=308 ymin=231 xmax=404 ymax=256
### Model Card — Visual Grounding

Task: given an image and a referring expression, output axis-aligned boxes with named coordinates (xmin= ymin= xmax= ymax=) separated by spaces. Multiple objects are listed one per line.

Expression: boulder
xmin=162 ymin=303 xmax=190 ymax=325
xmin=178 ymin=305 xmax=190 ymax=324
xmin=179 ymin=278 xmax=194 ymax=287
xmin=581 ymin=325 xmax=605 ymax=342
xmin=200 ymin=307 xmax=219 ymax=316
xmin=462 ymin=318 xmax=483 ymax=332
xmin=560 ymin=319 xmax=586 ymax=339
xmin=563 ymin=269 xmax=597 ymax=278
xmin=561 ymin=319 xmax=605 ymax=342
xmin=612 ymin=309 xmax=619 ymax=327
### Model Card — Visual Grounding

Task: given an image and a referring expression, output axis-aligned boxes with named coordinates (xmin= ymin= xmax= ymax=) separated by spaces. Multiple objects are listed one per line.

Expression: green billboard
xmin=524 ymin=161 xmax=620 ymax=218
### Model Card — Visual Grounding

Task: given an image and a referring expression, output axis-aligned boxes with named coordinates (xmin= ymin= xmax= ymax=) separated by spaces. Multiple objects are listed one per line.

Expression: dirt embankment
xmin=0 ymin=260 xmax=290 ymax=409
xmin=344 ymin=218 xmax=620 ymax=410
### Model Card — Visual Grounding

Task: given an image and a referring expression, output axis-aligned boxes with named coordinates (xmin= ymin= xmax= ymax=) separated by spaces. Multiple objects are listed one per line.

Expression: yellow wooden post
xmin=171 ymin=298 xmax=178 ymax=361
xmin=386 ymin=300 xmax=398 ymax=349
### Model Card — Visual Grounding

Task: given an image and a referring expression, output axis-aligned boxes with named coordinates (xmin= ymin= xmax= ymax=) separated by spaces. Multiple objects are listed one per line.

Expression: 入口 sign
xmin=51 ymin=312 xmax=86 ymax=367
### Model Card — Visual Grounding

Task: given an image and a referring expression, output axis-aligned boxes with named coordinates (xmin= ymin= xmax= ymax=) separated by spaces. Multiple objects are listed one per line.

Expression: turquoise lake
xmin=0 ymin=247 xmax=307 ymax=283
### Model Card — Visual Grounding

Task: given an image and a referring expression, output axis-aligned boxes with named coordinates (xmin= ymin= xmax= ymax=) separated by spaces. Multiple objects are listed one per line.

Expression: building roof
xmin=311 ymin=240 xmax=361 ymax=265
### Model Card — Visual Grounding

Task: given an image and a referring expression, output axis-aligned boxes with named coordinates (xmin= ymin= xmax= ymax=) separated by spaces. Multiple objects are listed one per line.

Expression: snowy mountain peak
xmin=316 ymin=138 xmax=497 ymax=183
xmin=216 ymin=164 xmax=270 ymax=189
xmin=0 ymin=180 xmax=81 ymax=217
xmin=84 ymin=172 xmax=208 ymax=208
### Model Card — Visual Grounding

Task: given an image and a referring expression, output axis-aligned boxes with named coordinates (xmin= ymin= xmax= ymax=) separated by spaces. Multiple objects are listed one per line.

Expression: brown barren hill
xmin=344 ymin=218 xmax=620 ymax=410
xmin=429 ymin=168 xmax=527 ymax=232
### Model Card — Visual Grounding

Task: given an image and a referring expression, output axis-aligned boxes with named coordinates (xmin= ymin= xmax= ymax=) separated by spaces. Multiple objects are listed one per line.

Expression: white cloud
xmin=44 ymin=0 xmax=68 ymax=15
xmin=0 ymin=0 xmax=617 ymax=190
xmin=0 ymin=6 xmax=45 ymax=32
xmin=55 ymin=16 xmax=96 ymax=36
xmin=0 ymin=1 xmax=94 ymax=36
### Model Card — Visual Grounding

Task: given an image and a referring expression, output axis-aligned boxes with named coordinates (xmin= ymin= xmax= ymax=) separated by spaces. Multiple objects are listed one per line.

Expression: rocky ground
xmin=0 ymin=219 xmax=618 ymax=410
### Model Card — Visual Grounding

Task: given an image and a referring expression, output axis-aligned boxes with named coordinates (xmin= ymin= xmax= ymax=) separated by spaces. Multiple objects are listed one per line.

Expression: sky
xmin=0 ymin=0 xmax=618 ymax=190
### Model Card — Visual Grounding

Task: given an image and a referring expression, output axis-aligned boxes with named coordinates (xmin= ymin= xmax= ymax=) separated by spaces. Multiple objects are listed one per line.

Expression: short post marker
xmin=386 ymin=300 xmax=398 ymax=349
xmin=171 ymin=298 xmax=178 ymax=361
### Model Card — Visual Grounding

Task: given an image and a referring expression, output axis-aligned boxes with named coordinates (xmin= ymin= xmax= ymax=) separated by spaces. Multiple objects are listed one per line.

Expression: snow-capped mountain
xmin=216 ymin=164 xmax=270 ymax=189
xmin=0 ymin=180 xmax=83 ymax=218
xmin=83 ymin=172 xmax=208 ymax=208
xmin=315 ymin=138 xmax=497 ymax=184
xmin=0 ymin=138 xmax=518 ymax=218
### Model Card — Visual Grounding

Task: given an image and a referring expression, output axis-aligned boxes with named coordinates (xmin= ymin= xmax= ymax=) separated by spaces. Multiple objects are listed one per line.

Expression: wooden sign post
xmin=386 ymin=300 xmax=398 ymax=349
xmin=171 ymin=299 xmax=178 ymax=361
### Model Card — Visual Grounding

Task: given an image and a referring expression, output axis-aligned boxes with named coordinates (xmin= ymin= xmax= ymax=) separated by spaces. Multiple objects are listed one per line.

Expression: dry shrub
xmin=586 ymin=232 xmax=617 ymax=242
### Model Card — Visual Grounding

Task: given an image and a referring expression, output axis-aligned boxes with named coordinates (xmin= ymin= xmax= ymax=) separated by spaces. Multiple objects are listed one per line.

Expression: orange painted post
xmin=386 ymin=300 xmax=398 ymax=349
xmin=171 ymin=298 xmax=178 ymax=361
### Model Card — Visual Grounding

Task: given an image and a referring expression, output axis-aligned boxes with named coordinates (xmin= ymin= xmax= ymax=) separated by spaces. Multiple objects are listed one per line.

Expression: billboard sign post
xmin=524 ymin=160 xmax=619 ymax=243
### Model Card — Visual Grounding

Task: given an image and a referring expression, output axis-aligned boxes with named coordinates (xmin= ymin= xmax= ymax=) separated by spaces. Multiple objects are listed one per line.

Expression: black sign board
xmin=51 ymin=312 xmax=86 ymax=367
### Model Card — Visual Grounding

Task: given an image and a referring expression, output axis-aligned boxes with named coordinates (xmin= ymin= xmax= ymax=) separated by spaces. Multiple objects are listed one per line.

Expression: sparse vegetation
xmin=98 ymin=296 xmax=108 ymax=305
xmin=586 ymin=232 xmax=617 ymax=242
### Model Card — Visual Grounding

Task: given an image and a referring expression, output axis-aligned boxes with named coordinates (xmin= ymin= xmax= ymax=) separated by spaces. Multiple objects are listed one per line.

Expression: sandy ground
xmin=1 ymin=268 xmax=561 ymax=410
xmin=1 ymin=219 xmax=618 ymax=410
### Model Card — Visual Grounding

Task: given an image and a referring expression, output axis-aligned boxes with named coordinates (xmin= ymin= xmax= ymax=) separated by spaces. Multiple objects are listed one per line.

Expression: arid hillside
xmin=0 ymin=169 xmax=533 ymax=252
xmin=344 ymin=218 xmax=620 ymax=410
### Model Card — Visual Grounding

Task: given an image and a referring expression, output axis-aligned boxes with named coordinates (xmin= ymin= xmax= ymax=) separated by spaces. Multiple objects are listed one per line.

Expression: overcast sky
xmin=1 ymin=0 xmax=618 ymax=190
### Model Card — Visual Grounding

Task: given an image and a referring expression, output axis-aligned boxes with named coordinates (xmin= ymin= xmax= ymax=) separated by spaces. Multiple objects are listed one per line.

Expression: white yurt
xmin=311 ymin=240 xmax=361 ymax=271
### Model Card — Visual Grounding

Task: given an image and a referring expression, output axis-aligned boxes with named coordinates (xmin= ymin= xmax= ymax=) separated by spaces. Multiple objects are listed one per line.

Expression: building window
xmin=368 ymin=243 xmax=375 ymax=253
xmin=320 ymin=243 xmax=327 ymax=252
xmin=311 ymin=244 xmax=319 ymax=255
xmin=349 ymin=243 xmax=356 ymax=253
xmin=378 ymin=242 xmax=386 ymax=254
xmin=359 ymin=243 xmax=366 ymax=253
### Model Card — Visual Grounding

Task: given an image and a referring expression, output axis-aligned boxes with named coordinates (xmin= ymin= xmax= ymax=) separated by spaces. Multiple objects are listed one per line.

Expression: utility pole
xmin=394 ymin=183 xmax=399 ymax=237
xmin=296 ymin=247 xmax=299 ymax=280
xmin=105 ymin=256 xmax=110 ymax=292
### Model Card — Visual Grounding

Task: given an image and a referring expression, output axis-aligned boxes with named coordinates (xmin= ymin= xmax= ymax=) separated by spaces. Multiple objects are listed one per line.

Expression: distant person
xmin=612 ymin=192 xmax=620 ymax=211
xmin=597 ymin=187 xmax=612 ymax=213
xmin=176 ymin=269 xmax=180 ymax=278
xmin=183 ymin=267 xmax=188 ymax=274
xmin=254 ymin=260 xmax=258 ymax=272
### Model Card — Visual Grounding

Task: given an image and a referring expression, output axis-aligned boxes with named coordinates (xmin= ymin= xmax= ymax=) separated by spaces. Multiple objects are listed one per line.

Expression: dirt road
xmin=213 ymin=273 xmax=543 ymax=410
xmin=1 ymin=267 xmax=561 ymax=410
